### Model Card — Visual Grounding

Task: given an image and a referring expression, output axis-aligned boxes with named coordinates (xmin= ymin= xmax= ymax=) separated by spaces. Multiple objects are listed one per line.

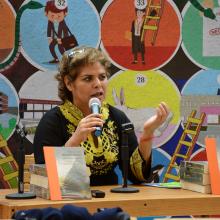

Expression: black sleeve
xmin=33 ymin=107 xmax=66 ymax=164
xmin=109 ymin=106 xmax=151 ymax=184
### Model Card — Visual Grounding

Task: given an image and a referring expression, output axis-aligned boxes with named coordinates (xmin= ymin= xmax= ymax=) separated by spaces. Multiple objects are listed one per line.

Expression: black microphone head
xmin=16 ymin=124 xmax=27 ymax=138
xmin=88 ymin=97 xmax=101 ymax=109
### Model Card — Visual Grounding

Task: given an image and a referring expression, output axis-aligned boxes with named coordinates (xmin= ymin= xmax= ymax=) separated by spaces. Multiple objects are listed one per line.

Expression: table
xmin=1 ymin=185 xmax=220 ymax=219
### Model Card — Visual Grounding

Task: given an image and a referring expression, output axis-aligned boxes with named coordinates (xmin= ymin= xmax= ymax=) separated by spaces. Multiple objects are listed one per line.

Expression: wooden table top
xmin=1 ymin=185 xmax=220 ymax=218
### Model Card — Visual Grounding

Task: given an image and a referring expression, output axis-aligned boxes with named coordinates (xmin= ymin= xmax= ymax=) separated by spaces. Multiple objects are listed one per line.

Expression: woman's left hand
xmin=143 ymin=102 xmax=170 ymax=137
xmin=139 ymin=102 xmax=170 ymax=161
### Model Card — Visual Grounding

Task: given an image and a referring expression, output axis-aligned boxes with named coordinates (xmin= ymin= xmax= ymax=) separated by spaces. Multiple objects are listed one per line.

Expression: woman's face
xmin=66 ymin=62 xmax=108 ymax=114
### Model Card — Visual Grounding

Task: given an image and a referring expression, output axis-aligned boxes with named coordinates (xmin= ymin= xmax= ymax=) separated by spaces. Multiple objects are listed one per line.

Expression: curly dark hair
xmin=55 ymin=46 xmax=111 ymax=102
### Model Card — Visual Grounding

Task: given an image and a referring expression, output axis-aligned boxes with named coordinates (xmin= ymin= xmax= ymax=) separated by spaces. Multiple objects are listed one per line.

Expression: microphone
xmin=5 ymin=123 xmax=36 ymax=199
xmin=89 ymin=97 xmax=102 ymax=137
xmin=111 ymin=122 xmax=139 ymax=193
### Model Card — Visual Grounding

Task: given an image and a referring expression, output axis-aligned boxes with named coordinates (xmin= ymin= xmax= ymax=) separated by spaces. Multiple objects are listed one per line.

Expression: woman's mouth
xmin=91 ymin=92 xmax=104 ymax=99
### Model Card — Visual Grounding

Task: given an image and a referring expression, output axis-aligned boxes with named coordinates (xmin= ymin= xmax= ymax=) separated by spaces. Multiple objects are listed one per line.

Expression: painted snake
xmin=190 ymin=0 xmax=216 ymax=19
xmin=0 ymin=1 xmax=43 ymax=70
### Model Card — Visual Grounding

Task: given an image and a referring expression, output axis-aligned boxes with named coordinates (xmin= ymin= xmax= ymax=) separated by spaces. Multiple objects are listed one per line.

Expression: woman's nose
xmin=94 ymin=77 xmax=101 ymax=87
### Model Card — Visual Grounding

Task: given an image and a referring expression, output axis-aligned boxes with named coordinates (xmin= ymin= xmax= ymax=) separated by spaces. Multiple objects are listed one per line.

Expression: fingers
xmin=142 ymin=102 xmax=171 ymax=136
xmin=82 ymin=121 xmax=103 ymax=129
xmin=77 ymin=113 xmax=104 ymax=137
xmin=80 ymin=114 xmax=104 ymax=128
xmin=156 ymin=102 xmax=170 ymax=121
xmin=159 ymin=102 xmax=169 ymax=112
xmin=158 ymin=102 xmax=169 ymax=114
xmin=67 ymin=113 xmax=103 ymax=146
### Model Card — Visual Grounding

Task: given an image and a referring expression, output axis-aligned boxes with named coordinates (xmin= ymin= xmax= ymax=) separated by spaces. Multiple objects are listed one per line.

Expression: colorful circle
xmin=0 ymin=73 xmax=19 ymax=140
xmin=106 ymin=69 xmax=181 ymax=147
xmin=19 ymin=70 xmax=60 ymax=143
xmin=0 ymin=1 xmax=16 ymax=71
xmin=181 ymin=69 xmax=220 ymax=146
xmin=20 ymin=0 xmax=100 ymax=71
xmin=101 ymin=0 xmax=181 ymax=71
xmin=182 ymin=0 xmax=220 ymax=69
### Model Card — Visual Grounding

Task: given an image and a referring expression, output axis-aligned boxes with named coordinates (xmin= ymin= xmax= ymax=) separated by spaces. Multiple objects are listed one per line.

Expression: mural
xmin=0 ymin=0 xmax=15 ymax=66
xmin=101 ymin=0 xmax=181 ymax=71
xmin=181 ymin=69 xmax=220 ymax=146
xmin=20 ymin=0 xmax=100 ymax=70
xmin=0 ymin=74 xmax=19 ymax=140
xmin=182 ymin=0 xmax=220 ymax=69
xmin=106 ymin=69 xmax=180 ymax=147
xmin=0 ymin=0 xmax=219 ymax=190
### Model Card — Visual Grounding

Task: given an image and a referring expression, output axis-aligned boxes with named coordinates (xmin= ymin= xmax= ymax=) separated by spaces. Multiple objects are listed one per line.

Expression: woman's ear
xmin=64 ymin=75 xmax=73 ymax=92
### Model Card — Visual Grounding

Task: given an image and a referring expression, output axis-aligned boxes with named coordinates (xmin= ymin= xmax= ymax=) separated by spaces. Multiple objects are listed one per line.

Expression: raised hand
xmin=139 ymin=102 xmax=170 ymax=161
xmin=143 ymin=102 xmax=170 ymax=138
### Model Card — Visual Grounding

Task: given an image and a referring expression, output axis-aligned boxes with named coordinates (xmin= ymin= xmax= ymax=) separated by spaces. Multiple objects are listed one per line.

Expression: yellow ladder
xmin=141 ymin=0 xmax=165 ymax=45
xmin=163 ymin=110 xmax=206 ymax=183
xmin=0 ymin=134 xmax=18 ymax=188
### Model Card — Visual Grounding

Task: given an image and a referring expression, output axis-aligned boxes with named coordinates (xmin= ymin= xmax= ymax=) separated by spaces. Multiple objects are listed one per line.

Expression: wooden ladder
xmin=141 ymin=0 xmax=165 ymax=45
xmin=163 ymin=110 xmax=206 ymax=182
xmin=0 ymin=134 xmax=18 ymax=188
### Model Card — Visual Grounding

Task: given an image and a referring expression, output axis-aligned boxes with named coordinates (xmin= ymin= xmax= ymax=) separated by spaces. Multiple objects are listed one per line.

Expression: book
xmin=180 ymin=160 xmax=209 ymax=174
xmin=180 ymin=180 xmax=211 ymax=194
xmin=24 ymin=154 xmax=35 ymax=191
xmin=143 ymin=182 xmax=181 ymax=189
xmin=29 ymin=167 xmax=51 ymax=199
xmin=205 ymin=137 xmax=220 ymax=195
xmin=29 ymin=164 xmax=47 ymax=176
xmin=179 ymin=167 xmax=210 ymax=185
xmin=23 ymin=171 xmax=30 ymax=183
xmin=30 ymin=184 xmax=50 ymax=200
xmin=29 ymin=164 xmax=49 ymax=198
xmin=24 ymin=154 xmax=35 ymax=170
xmin=43 ymin=146 xmax=91 ymax=200
xmin=29 ymin=163 xmax=92 ymax=200
xmin=30 ymin=173 xmax=48 ymax=188
xmin=24 ymin=183 xmax=30 ymax=192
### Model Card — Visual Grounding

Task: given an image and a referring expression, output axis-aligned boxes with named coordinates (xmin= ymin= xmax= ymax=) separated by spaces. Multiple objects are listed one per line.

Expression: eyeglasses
xmin=67 ymin=48 xmax=86 ymax=71
xmin=67 ymin=46 xmax=91 ymax=68
xmin=67 ymin=45 xmax=94 ymax=59
xmin=67 ymin=46 xmax=95 ymax=71
xmin=68 ymin=48 xmax=86 ymax=58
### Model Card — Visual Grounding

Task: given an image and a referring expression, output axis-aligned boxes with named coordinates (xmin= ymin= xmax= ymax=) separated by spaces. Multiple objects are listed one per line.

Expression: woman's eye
xmin=99 ymin=75 xmax=107 ymax=80
xmin=83 ymin=77 xmax=91 ymax=81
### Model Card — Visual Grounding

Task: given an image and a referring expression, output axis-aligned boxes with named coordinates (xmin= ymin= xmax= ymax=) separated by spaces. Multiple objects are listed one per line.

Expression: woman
xmin=33 ymin=46 xmax=169 ymax=186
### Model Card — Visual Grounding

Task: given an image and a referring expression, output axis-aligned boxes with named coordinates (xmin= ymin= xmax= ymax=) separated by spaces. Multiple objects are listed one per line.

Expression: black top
xmin=33 ymin=101 xmax=151 ymax=186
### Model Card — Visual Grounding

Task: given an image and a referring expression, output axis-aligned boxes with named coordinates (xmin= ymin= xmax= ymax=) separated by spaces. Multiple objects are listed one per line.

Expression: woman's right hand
xmin=64 ymin=113 xmax=104 ymax=147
